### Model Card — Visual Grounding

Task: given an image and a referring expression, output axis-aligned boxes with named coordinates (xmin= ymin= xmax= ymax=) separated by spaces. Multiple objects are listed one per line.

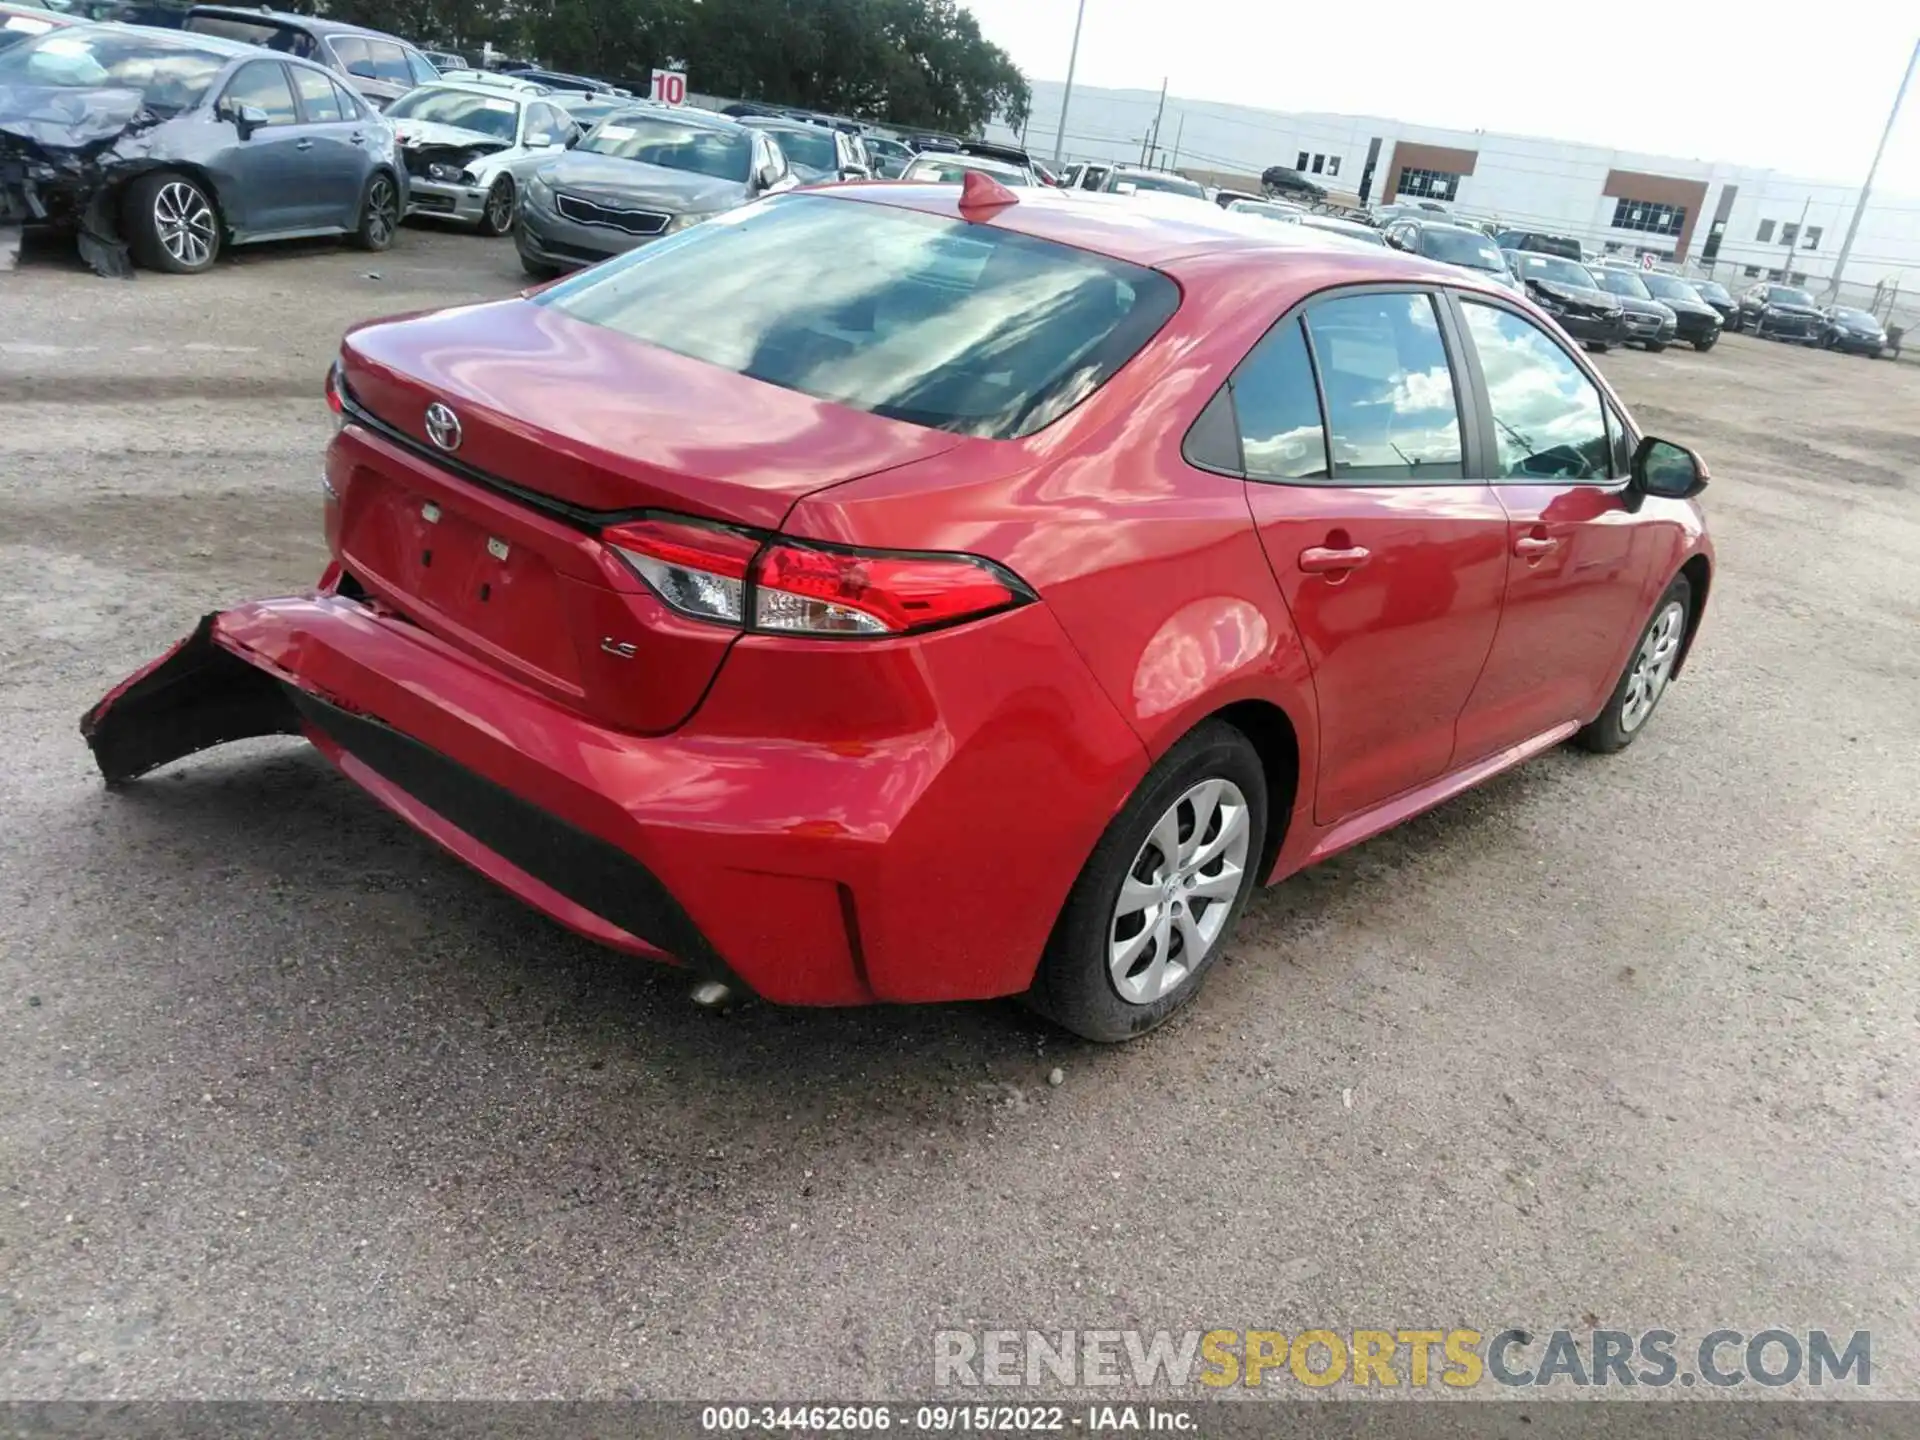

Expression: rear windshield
xmin=758 ymin=125 xmax=835 ymax=172
xmin=536 ymin=193 xmax=1179 ymax=440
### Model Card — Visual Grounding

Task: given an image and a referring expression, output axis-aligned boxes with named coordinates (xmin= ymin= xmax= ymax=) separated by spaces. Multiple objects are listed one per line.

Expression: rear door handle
xmin=1513 ymin=534 xmax=1559 ymax=557
xmin=1298 ymin=545 xmax=1371 ymax=574
xmin=349 ymin=131 xmax=367 ymax=145
xmin=295 ymin=138 xmax=315 ymax=151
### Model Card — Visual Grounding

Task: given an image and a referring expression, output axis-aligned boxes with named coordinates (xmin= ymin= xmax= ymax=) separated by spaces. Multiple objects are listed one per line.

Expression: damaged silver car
xmin=0 ymin=24 xmax=406 ymax=276
xmin=383 ymin=81 xmax=579 ymax=236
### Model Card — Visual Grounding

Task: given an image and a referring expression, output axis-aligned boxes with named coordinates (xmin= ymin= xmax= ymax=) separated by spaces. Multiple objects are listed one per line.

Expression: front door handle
xmin=349 ymin=131 xmax=367 ymax=145
xmin=1513 ymin=534 xmax=1559 ymax=558
xmin=1298 ymin=544 xmax=1371 ymax=574
xmin=295 ymin=138 xmax=315 ymax=151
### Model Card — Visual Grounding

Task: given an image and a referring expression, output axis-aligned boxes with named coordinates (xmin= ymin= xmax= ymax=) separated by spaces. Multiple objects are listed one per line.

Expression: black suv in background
xmin=1733 ymin=282 xmax=1824 ymax=342
xmin=183 ymin=6 xmax=438 ymax=107
xmin=1632 ymin=269 xmax=1723 ymax=351
xmin=1503 ymin=249 xmax=1629 ymax=351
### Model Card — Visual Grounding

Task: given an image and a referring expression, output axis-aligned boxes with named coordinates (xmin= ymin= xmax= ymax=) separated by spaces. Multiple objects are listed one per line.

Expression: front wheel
xmin=1646 ymin=340 xmax=1668 ymax=353
xmin=1026 ymin=721 xmax=1267 ymax=1042
xmin=124 ymin=171 xmax=219 ymax=274
xmin=353 ymin=171 xmax=399 ymax=251
xmin=1577 ymin=575 xmax=1692 ymax=754
xmin=1692 ymin=335 xmax=1716 ymax=352
xmin=1586 ymin=341 xmax=1611 ymax=353
xmin=479 ymin=176 xmax=515 ymax=237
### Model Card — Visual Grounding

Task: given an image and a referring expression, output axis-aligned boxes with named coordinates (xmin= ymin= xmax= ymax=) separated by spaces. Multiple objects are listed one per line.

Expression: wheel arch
xmin=1673 ymin=552 xmax=1711 ymax=677
xmin=119 ymin=162 xmax=232 ymax=241
xmin=1204 ymin=697 xmax=1302 ymax=886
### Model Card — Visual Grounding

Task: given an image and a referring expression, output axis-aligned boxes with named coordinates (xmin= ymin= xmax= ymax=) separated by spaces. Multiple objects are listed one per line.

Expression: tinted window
xmin=1767 ymin=286 xmax=1817 ymax=306
xmin=1231 ymin=319 xmax=1328 ymax=481
xmin=288 ymin=64 xmax=343 ymax=122
xmin=186 ymin=15 xmax=315 ymax=56
xmin=537 ymin=193 xmax=1180 ymax=441
xmin=1461 ymin=303 xmax=1609 ymax=481
xmin=222 ymin=59 xmax=298 ymax=126
xmin=1303 ymin=292 xmax=1462 ymax=482
xmin=364 ymin=40 xmax=410 ymax=83
xmin=0 ymin=31 xmax=225 ymax=112
xmin=581 ymin=115 xmax=753 ymax=181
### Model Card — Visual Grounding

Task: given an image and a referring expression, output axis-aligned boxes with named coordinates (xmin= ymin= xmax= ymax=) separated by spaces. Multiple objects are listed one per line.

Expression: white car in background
xmin=385 ymin=80 xmax=582 ymax=234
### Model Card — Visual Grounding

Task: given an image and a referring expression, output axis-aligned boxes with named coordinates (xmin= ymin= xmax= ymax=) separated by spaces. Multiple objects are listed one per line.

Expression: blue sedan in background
xmin=0 ymin=24 xmax=406 ymax=275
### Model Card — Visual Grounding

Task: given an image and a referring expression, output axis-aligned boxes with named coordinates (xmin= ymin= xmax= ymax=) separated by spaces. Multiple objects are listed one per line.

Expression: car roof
xmin=186 ymin=5 xmax=409 ymax=40
xmin=621 ymin=105 xmax=749 ymax=133
xmin=822 ymin=183 xmax=1514 ymax=279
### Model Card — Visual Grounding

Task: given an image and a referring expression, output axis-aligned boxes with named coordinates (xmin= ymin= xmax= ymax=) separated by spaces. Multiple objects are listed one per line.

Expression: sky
xmin=960 ymin=0 xmax=1920 ymax=190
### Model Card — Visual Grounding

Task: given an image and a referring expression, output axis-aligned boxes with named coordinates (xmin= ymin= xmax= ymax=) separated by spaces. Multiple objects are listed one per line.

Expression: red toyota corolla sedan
xmin=84 ymin=176 xmax=1713 ymax=1041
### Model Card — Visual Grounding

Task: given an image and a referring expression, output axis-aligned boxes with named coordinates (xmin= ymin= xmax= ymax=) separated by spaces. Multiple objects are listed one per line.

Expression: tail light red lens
xmin=754 ymin=544 xmax=1022 ymax=635
xmin=603 ymin=514 xmax=1031 ymax=637
xmin=324 ymin=359 xmax=346 ymax=429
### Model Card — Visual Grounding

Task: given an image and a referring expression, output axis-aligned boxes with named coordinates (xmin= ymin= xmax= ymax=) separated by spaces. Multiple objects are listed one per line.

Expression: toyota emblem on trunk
xmin=424 ymin=402 xmax=462 ymax=452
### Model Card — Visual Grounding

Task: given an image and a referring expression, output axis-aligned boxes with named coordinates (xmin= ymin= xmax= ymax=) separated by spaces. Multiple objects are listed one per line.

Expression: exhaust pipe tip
xmin=690 ymin=980 xmax=733 ymax=1010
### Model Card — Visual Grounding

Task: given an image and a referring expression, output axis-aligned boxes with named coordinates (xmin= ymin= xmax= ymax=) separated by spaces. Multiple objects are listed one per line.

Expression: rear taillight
xmin=607 ymin=516 xmax=758 ymax=625
xmin=602 ymin=515 xmax=1031 ymax=638
xmin=325 ymin=359 xmax=347 ymax=429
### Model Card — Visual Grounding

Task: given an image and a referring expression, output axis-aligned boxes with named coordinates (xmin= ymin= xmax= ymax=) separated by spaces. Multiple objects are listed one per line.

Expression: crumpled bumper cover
xmin=0 ymin=84 xmax=170 ymax=278
xmin=79 ymin=609 xmax=746 ymax=993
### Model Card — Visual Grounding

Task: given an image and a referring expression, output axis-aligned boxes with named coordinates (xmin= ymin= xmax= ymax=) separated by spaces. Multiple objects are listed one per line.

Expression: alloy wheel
xmin=154 ymin=182 xmax=215 ymax=268
xmin=1109 ymin=778 xmax=1251 ymax=1005
xmin=487 ymin=179 xmax=514 ymax=232
xmin=1620 ymin=600 xmax=1686 ymax=733
xmin=365 ymin=176 xmax=397 ymax=247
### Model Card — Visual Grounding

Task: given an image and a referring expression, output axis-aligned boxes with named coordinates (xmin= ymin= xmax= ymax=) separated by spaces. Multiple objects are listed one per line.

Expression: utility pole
xmin=1146 ymin=76 xmax=1168 ymax=168
xmin=1827 ymin=33 xmax=1919 ymax=300
xmin=1792 ymin=193 xmax=1811 ymax=282
xmin=1170 ymin=114 xmax=1185 ymax=169
xmin=1049 ymin=0 xmax=1088 ymax=168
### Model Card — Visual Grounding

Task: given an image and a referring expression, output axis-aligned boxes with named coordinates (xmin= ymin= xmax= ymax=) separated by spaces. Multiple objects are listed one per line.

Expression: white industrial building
xmin=988 ymin=79 xmax=1920 ymax=304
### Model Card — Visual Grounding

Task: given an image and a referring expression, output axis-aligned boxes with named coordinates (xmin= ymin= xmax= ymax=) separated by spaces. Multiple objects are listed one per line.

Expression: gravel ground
xmin=1 ymin=227 xmax=1916 ymax=1402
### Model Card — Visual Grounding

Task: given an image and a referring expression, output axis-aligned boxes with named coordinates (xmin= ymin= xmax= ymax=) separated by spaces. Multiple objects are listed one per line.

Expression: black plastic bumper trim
xmin=287 ymin=686 xmax=747 ymax=991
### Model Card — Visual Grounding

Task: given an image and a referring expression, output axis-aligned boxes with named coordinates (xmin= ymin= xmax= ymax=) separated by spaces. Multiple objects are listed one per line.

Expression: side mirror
xmin=1631 ymin=436 xmax=1709 ymax=501
xmin=754 ymin=162 xmax=782 ymax=191
xmin=232 ymin=103 xmax=270 ymax=140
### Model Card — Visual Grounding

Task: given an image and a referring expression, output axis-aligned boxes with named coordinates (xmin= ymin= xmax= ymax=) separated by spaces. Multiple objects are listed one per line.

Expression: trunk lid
xmin=330 ymin=298 xmax=963 ymax=733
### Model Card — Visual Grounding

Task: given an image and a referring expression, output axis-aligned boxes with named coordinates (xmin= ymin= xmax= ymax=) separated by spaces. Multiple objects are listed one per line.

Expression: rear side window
xmin=1459 ymin=302 xmax=1609 ymax=480
xmin=536 ymin=193 xmax=1180 ymax=440
xmin=1229 ymin=318 xmax=1328 ymax=482
xmin=289 ymin=64 xmax=343 ymax=122
xmin=1303 ymin=292 xmax=1463 ymax=481
xmin=221 ymin=59 xmax=298 ymax=126
xmin=328 ymin=34 xmax=367 ymax=74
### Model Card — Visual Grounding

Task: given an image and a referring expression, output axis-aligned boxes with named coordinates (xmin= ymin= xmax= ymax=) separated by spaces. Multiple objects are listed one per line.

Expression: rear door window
xmin=404 ymin=47 xmax=438 ymax=85
xmin=221 ymin=58 xmax=299 ymax=126
xmin=327 ymin=34 xmax=368 ymax=75
xmin=1302 ymin=292 xmax=1464 ymax=481
xmin=536 ymin=192 xmax=1179 ymax=440
xmin=288 ymin=64 xmax=344 ymax=123
xmin=364 ymin=40 xmax=411 ymax=84
xmin=1228 ymin=318 xmax=1329 ymax=482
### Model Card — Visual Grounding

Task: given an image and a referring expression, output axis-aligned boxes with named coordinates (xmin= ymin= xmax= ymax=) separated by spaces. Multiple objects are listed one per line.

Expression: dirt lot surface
xmin=2 ymin=228 xmax=1917 ymax=1400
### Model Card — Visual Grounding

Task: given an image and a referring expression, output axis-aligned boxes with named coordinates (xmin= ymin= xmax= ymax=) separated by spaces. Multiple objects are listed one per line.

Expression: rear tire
xmin=479 ymin=176 xmax=516 ymax=237
xmin=123 ymin=170 xmax=219 ymax=274
xmin=1026 ymin=721 xmax=1267 ymax=1042
xmin=1576 ymin=575 xmax=1692 ymax=755
xmin=353 ymin=170 xmax=399 ymax=252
